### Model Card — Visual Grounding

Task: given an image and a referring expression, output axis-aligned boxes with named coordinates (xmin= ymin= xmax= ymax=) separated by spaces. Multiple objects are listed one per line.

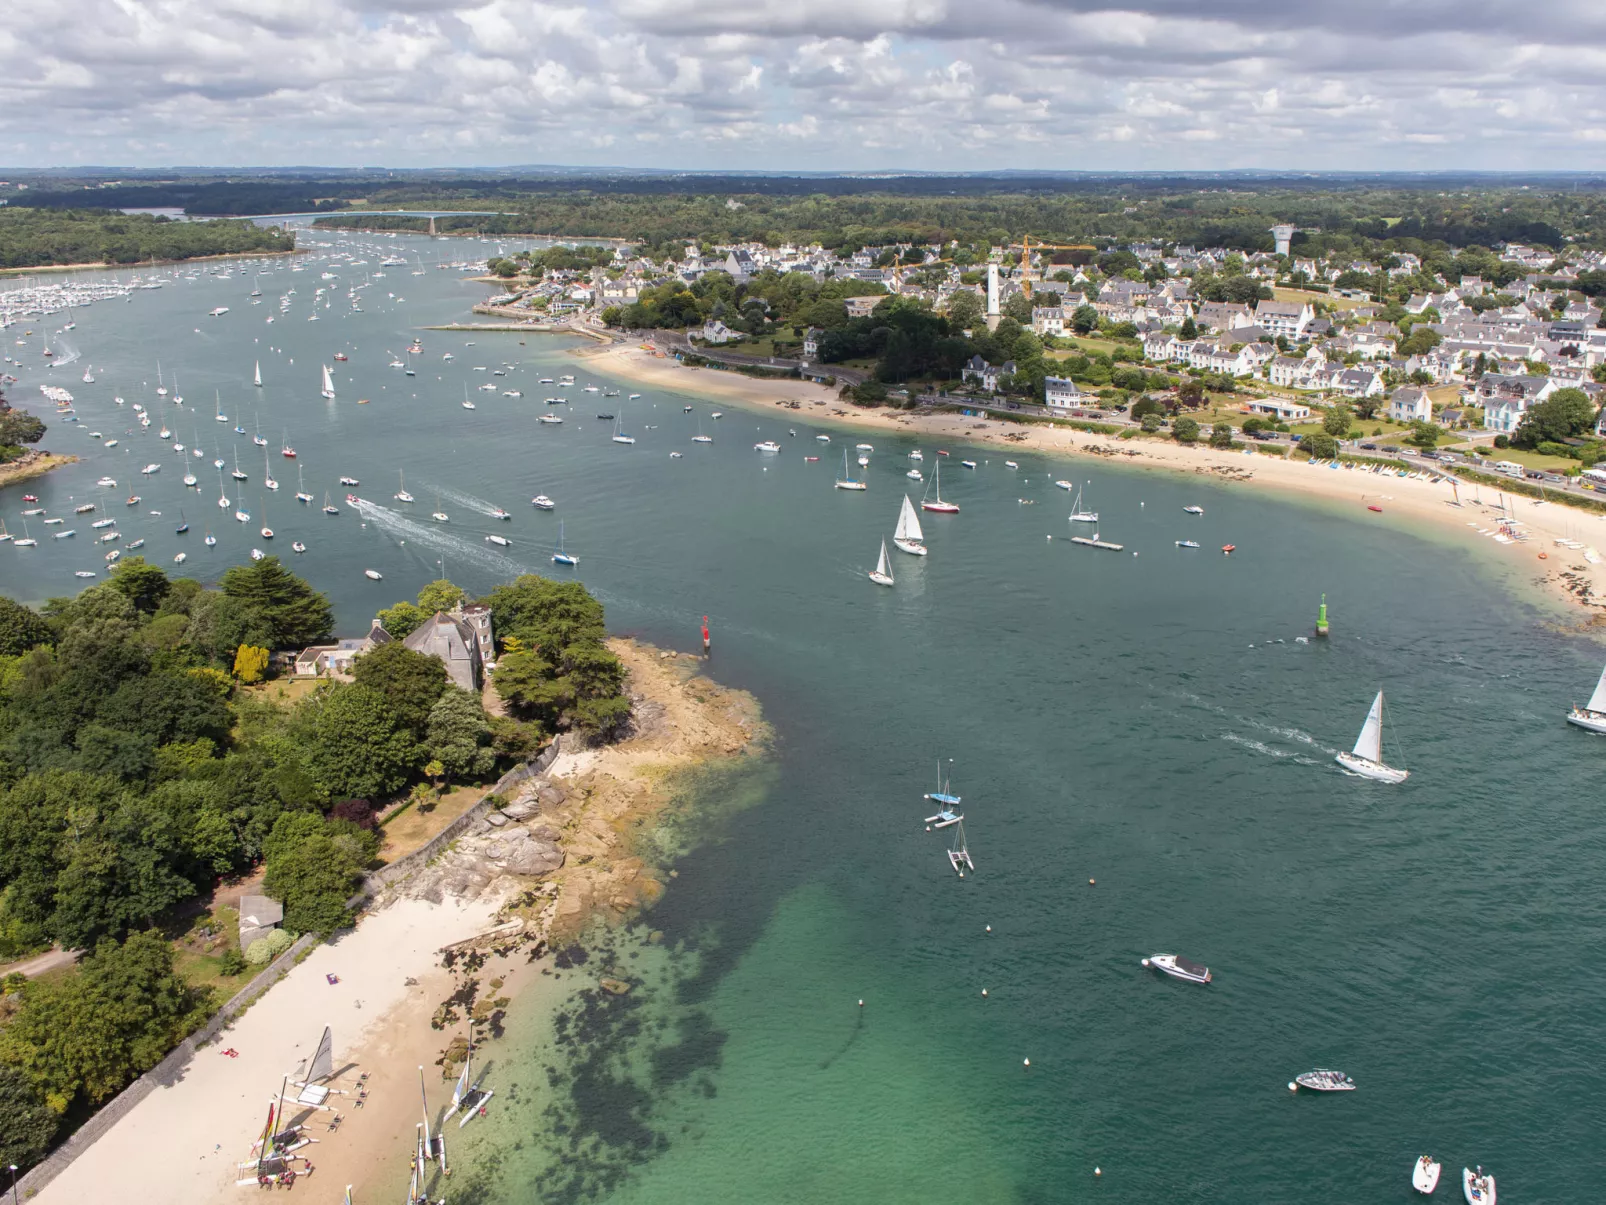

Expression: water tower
xmin=1270 ymin=224 xmax=1295 ymax=257
xmin=986 ymin=263 xmax=1001 ymax=316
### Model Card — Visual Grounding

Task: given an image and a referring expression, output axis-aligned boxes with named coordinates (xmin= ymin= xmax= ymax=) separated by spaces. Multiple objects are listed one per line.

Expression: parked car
xmin=1360 ymin=443 xmax=1378 ymax=450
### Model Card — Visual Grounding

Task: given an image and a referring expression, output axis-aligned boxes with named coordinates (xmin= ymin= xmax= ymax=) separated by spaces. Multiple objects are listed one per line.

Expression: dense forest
xmin=0 ymin=209 xmax=294 ymax=269
xmin=0 ymin=561 xmax=626 ymax=1171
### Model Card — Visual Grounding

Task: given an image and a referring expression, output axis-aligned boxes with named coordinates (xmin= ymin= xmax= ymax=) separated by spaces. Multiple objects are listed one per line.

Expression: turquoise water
xmin=5 ymin=233 xmax=1605 ymax=1202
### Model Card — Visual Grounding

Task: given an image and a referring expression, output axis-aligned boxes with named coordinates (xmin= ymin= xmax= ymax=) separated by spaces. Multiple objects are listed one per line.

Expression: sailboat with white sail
xmin=395 ymin=471 xmax=414 ymax=503
xmin=920 ymin=458 xmax=959 ymax=513
xmin=320 ymin=364 xmax=336 ymax=400
xmin=295 ymin=465 xmax=313 ymax=504
xmin=1566 ymin=661 xmax=1606 ymax=733
xmin=835 ymin=448 xmax=867 ymax=490
xmin=253 ymin=360 xmax=262 ymax=387
xmin=611 ymin=411 xmax=635 ymax=445
xmin=552 ymin=521 xmax=578 ymax=566
xmin=894 ymin=494 xmax=926 ymax=555
xmin=868 ymin=539 xmax=894 ymax=586
xmin=1068 ymin=484 xmax=1098 ymax=523
xmin=1335 ymin=691 xmax=1409 ymax=783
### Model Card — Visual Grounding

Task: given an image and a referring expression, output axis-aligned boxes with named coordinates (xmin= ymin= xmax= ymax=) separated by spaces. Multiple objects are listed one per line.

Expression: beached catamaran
xmin=442 ymin=1028 xmax=494 ymax=1127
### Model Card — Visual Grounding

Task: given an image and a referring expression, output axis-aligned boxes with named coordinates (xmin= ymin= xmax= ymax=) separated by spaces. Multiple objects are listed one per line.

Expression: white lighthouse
xmin=986 ymin=263 xmax=1000 ymax=316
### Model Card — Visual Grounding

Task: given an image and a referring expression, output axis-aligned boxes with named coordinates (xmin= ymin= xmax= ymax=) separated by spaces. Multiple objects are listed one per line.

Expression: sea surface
xmin=4 ymin=231 xmax=1604 ymax=1203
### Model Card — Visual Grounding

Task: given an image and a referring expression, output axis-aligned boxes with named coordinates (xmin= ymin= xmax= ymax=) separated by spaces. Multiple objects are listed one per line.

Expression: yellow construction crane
xmin=1014 ymin=236 xmax=1096 ymax=298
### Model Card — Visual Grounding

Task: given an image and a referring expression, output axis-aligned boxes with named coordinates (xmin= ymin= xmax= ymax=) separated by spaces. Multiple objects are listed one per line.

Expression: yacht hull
xmin=1335 ymin=752 xmax=1409 ymax=783
xmin=1565 ymin=709 xmax=1606 ymax=734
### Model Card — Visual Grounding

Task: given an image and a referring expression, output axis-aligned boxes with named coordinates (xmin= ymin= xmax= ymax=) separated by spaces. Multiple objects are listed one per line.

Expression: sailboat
xmin=295 ymin=466 xmax=314 ymax=503
xmin=253 ymin=360 xmax=262 ymax=387
xmin=868 ymin=539 xmax=894 ymax=586
xmin=462 ymin=385 xmax=476 ymax=411
xmin=446 ymin=1030 xmax=493 ymax=1128
xmin=263 ymin=448 xmax=279 ymax=490
xmin=204 ymin=528 xmax=217 ymax=547
xmin=395 ymin=471 xmax=414 ymax=503
xmin=217 ymin=469 xmax=231 ymax=510
xmin=432 ymin=495 xmax=449 ymax=523
xmin=175 ymin=508 xmax=189 ymax=534
xmin=231 ymin=447 xmax=247 ymax=481
xmin=692 ymin=417 xmax=712 ymax=444
xmin=922 ymin=761 xmax=962 ymax=828
xmin=260 ymin=499 xmax=273 ymax=539
xmin=894 ymin=494 xmax=927 ymax=555
xmin=1566 ymin=661 xmax=1606 ymax=733
xmin=552 ymin=521 xmax=578 ymax=566
xmin=13 ymin=520 xmax=37 ymax=548
xmin=156 ymin=361 xmax=168 ymax=398
xmin=611 ymin=412 xmax=635 ymax=445
xmin=214 ymin=389 xmax=227 ymax=423
xmin=323 ymin=492 xmax=339 ymax=516
xmin=252 ymin=416 xmax=267 ymax=447
xmin=1335 ymin=691 xmax=1409 ymax=783
xmin=835 ymin=448 xmax=867 ymax=491
xmin=947 ymin=817 xmax=974 ymax=876
xmin=920 ymin=459 xmax=959 ymax=513
xmin=1068 ymin=484 xmax=1098 ymax=523
xmin=320 ymin=364 xmax=336 ymax=400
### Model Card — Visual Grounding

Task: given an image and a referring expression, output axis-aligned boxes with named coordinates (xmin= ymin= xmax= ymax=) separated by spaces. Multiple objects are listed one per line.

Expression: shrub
xmin=329 ymin=798 xmax=378 ymax=830
xmin=217 ymin=947 xmax=247 ymax=977
xmin=1172 ymin=417 xmax=1201 ymax=443
xmin=1493 ymin=434 xmax=1510 ymax=448
xmin=243 ymin=938 xmax=274 ymax=966
xmin=263 ymin=929 xmax=293 ymax=957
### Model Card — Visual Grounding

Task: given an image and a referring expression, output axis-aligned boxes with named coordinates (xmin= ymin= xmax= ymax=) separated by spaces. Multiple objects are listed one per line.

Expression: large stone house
xmin=404 ymin=610 xmax=490 ymax=693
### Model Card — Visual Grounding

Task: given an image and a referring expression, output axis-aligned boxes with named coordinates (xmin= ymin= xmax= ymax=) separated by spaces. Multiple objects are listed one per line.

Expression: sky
xmin=6 ymin=0 xmax=1606 ymax=170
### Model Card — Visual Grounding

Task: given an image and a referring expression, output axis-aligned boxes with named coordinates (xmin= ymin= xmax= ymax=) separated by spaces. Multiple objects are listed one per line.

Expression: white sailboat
xmin=253 ymin=360 xmax=262 ymax=388
xmin=395 ymin=471 xmax=414 ymax=503
xmin=893 ymin=494 xmax=926 ymax=556
xmin=320 ymin=364 xmax=336 ymax=400
xmin=1565 ymin=661 xmax=1606 ymax=733
xmin=1068 ymin=484 xmax=1098 ymax=523
xmin=295 ymin=465 xmax=314 ymax=504
xmin=835 ymin=448 xmax=867 ymax=491
xmin=611 ymin=412 xmax=635 ymax=445
xmin=920 ymin=458 xmax=959 ymax=513
xmin=1335 ymin=691 xmax=1409 ymax=783
xmin=263 ymin=448 xmax=278 ymax=491
xmin=868 ymin=539 xmax=894 ymax=586
xmin=552 ymin=520 xmax=578 ymax=566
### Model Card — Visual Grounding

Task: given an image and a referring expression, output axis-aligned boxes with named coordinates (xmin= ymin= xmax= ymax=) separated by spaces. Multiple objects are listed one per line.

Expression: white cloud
xmin=1 ymin=0 xmax=1605 ymax=167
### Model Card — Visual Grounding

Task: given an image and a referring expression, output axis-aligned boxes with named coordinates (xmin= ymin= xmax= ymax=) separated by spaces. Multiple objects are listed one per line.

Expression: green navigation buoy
xmin=1315 ymin=593 xmax=1330 ymax=637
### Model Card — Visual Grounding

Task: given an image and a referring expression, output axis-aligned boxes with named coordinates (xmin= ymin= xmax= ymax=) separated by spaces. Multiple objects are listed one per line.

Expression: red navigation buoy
xmin=701 ymin=615 xmax=710 ymax=654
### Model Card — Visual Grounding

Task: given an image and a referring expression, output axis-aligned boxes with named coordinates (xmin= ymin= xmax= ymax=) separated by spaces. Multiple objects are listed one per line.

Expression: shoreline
xmin=577 ymin=342 xmax=1606 ymax=621
xmin=26 ymin=637 xmax=766 ymax=1204
xmin=0 ymin=249 xmax=300 ymax=278
xmin=0 ymin=451 xmax=78 ymax=490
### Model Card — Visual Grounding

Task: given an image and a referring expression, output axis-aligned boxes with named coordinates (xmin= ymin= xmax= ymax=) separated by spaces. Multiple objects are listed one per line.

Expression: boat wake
xmin=50 ymin=337 xmax=81 ymax=367
xmin=428 ymin=484 xmax=505 ymax=518
xmin=345 ymin=497 xmax=525 ymax=576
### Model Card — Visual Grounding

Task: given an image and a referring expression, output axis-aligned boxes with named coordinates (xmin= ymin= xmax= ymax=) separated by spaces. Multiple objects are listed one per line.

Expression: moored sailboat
xmin=893 ymin=494 xmax=926 ymax=555
xmin=1335 ymin=691 xmax=1409 ymax=782
xmin=551 ymin=521 xmax=578 ymax=566
xmin=1068 ymin=484 xmax=1098 ymax=523
xmin=920 ymin=458 xmax=958 ymax=513
xmin=834 ymin=448 xmax=866 ymax=491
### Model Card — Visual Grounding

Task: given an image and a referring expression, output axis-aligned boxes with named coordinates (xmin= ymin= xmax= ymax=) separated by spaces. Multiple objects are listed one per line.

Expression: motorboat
xmin=1142 ymin=954 xmax=1211 ymax=984
xmin=1336 ymin=691 xmax=1409 ymax=783
xmin=491 ymin=507 xmax=511 ymax=520
xmin=485 ymin=534 xmax=510 ymax=547
xmin=532 ymin=495 xmax=555 ymax=510
xmin=754 ymin=441 xmax=781 ymax=453
xmin=1462 ymin=1166 xmax=1494 ymax=1204
xmin=539 ymin=414 xmax=563 ymax=424
xmin=364 ymin=569 xmax=382 ymax=580
xmin=339 ymin=476 xmax=359 ymax=486
xmin=1413 ymin=1156 xmax=1441 ymax=1195
xmin=1292 ymin=1069 xmax=1354 ymax=1092
xmin=291 ymin=541 xmax=306 ymax=553
xmin=960 ymin=460 xmax=977 ymax=469
xmin=1176 ymin=540 xmax=1201 ymax=549
xmin=1184 ymin=505 xmax=1204 ymax=515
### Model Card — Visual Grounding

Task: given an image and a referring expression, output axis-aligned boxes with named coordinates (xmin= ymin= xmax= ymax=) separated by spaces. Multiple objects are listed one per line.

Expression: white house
xmin=1386 ymin=387 xmax=1432 ymax=424
xmin=700 ymin=319 xmax=737 ymax=345
xmin=962 ymin=355 xmax=1016 ymax=392
xmin=1143 ymin=332 xmax=1181 ymax=362
xmin=1044 ymin=376 xmax=1087 ymax=412
xmin=1032 ymin=306 xmax=1065 ymax=338
xmin=1252 ymin=298 xmax=1314 ymax=338
xmin=1244 ymin=397 xmax=1312 ymax=421
xmin=802 ymin=327 xmax=822 ymax=360
xmin=1268 ymin=352 xmax=1322 ymax=388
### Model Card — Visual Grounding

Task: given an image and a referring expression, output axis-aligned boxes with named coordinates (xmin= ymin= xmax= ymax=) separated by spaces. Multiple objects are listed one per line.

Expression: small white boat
xmin=906 ymin=468 xmax=922 ymax=480
xmin=1176 ymin=539 xmax=1201 ymax=549
xmin=1142 ymin=954 xmax=1211 ymax=985
xmin=1335 ymin=691 xmax=1409 ymax=783
xmin=364 ymin=569 xmax=382 ymax=580
xmin=1292 ymin=1069 xmax=1354 ymax=1092
xmin=1068 ymin=485 xmax=1098 ymax=523
xmin=128 ymin=538 xmax=145 ymax=550
xmin=894 ymin=494 xmax=927 ymax=556
xmin=532 ymin=495 xmax=555 ymax=510
xmin=909 ymin=449 xmax=923 ymax=461
xmin=75 ymin=570 xmax=97 ymax=577
xmin=1413 ymin=1156 xmax=1441 ymax=1195
xmin=920 ymin=460 xmax=959 ymax=513
xmin=1184 ymin=505 xmax=1205 ymax=515
xmin=250 ymin=548 xmax=265 ymax=561
xmin=815 ymin=434 xmax=830 ymax=443
xmin=432 ymin=511 xmax=449 ymax=523
xmin=485 ymin=534 xmax=510 ymax=547
xmin=540 ymin=413 xmax=563 ymax=424
xmin=960 ymin=460 xmax=976 ymax=470
xmin=1462 ymin=1166 xmax=1494 ymax=1204
xmin=754 ymin=441 xmax=781 ymax=453
xmin=103 ymin=549 xmax=119 ymax=561
xmin=856 ymin=443 xmax=873 ymax=452
xmin=611 ymin=414 xmax=636 ymax=444
xmin=204 ymin=533 xmax=217 ymax=547
xmin=868 ymin=539 xmax=895 ymax=587
xmin=1005 ymin=460 xmax=1019 ymax=469
xmin=291 ymin=541 xmax=306 ymax=553
xmin=1566 ymin=661 xmax=1606 ymax=733
xmin=173 ymin=552 xmax=187 ymax=564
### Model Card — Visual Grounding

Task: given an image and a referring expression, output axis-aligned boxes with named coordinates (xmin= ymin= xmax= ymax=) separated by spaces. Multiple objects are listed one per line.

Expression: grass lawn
xmin=1275 ymin=287 xmax=1373 ymax=312
xmin=1447 ymin=444 xmax=1579 ymax=473
xmin=170 ymin=904 xmax=247 ymax=1001
xmin=1049 ymin=336 xmax=1144 ymax=359
xmin=244 ymin=677 xmax=323 ymax=707
xmin=376 ymin=782 xmax=487 ymax=865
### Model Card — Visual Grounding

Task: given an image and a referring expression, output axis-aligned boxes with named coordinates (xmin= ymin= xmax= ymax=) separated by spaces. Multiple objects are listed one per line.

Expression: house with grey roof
xmin=404 ymin=611 xmax=485 ymax=693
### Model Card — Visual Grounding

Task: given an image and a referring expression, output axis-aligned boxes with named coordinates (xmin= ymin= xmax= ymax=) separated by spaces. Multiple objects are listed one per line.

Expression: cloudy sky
xmin=5 ymin=0 xmax=1606 ymax=170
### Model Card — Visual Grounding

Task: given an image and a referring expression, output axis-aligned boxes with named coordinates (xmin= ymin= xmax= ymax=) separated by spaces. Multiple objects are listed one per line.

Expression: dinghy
xmin=1462 ymin=1166 xmax=1494 ymax=1204
xmin=1413 ymin=1155 xmax=1441 ymax=1195
xmin=1141 ymin=954 xmax=1211 ymax=984
xmin=1335 ymin=691 xmax=1409 ymax=782
xmin=1292 ymin=1069 xmax=1355 ymax=1092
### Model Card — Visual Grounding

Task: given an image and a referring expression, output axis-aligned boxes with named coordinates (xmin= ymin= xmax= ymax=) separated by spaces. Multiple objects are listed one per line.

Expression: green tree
xmin=415 ymin=579 xmax=466 ymax=614
xmin=944 ymin=290 xmax=983 ymax=331
xmin=0 ymin=596 xmax=52 ymax=656
xmin=1301 ymin=432 xmax=1340 ymax=458
xmin=424 ymin=689 xmax=495 ymax=784
xmin=1172 ymin=417 xmax=1201 ymax=443
xmin=1178 ymin=314 xmax=1198 ymax=340
xmin=1209 ymin=423 xmax=1234 ymax=448
xmin=350 ymin=642 xmax=448 ymax=738
xmin=1407 ymin=422 xmax=1442 ymax=450
xmin=299 ymin=684 xmax=417 ymax=800
xmin=1070 ymin=304 xmax=1099 ymax=335
xmin=262 ymin=824 xmax=363 ymax=937
xmin=1140 ymin=412 xmax=1163 ymax=432
xmin=1352 ymin=396 xmax=1382 ymax=420
xmin=375 ymin=600 xmax=426 ymax=640
xmin=106 ymin=557 xmax=171 ymax=614
xmin=218 ymin=558 xmax=333 ymax=649
xmin=1002 ymin=292 xmax=1034 ymax=324
xmin=1323 ymin=403 xmax=1353 ymax=437
xmin=0 ymin=410 xmax=47 ymax=446
xmin=1512 ymin=388 xmax=1599 ymax=449
xmin=0 ymin=932 xmax=202 ymax=1114
xmin=0 ymin=1064 xmax=57 ymax=1171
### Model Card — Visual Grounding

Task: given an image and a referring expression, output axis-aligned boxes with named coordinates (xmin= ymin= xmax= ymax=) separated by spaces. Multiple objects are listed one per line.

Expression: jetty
xmin=1069 ymin=535 xmax=1124 ymax=551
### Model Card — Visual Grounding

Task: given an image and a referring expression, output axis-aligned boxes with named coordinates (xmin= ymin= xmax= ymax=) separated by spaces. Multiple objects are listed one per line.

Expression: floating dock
xmin=1070 ymin=536 xmax=1124 ymax=551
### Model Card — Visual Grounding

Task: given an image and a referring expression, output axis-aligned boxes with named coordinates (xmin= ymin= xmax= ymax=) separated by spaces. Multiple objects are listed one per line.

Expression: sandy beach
xmin=578 ymin=341 xmax=1606 ymax=618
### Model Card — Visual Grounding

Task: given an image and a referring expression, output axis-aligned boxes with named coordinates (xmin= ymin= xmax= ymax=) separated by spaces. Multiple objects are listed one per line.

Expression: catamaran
xmin=835 ymin=448 xmax=867 ymax=491
xmin=868 ymin=539 xmax=894 ymax=587
xmin=1068 ymin=484 xmax=1098 ymax=523
xmin=922 ymin=761 xmax=962 ymax=828
xmin=1336 ymin=690 xmax=1409 ymax=782
xmin=947 ymin=817 xmax=974 ymax=876
xmin=320 ymin=364 xmax=336 ymax=400
xmin=552 ymin=521 xmax=578 ymax=566
xmin=920 ymin=459 xmax=959 ymax=513
xmin=1566 ymin=661 xmax=1606 ymax=733
xmin=442 ymin=1029 xmax=494 ymax=1127
xmin=893 ymin=494 xmax=926 ymax=555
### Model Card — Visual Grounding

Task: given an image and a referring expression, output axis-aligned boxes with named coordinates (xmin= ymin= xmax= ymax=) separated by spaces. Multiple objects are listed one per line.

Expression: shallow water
xmin=5 ymin=232 xmax=1604 ymax=1203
